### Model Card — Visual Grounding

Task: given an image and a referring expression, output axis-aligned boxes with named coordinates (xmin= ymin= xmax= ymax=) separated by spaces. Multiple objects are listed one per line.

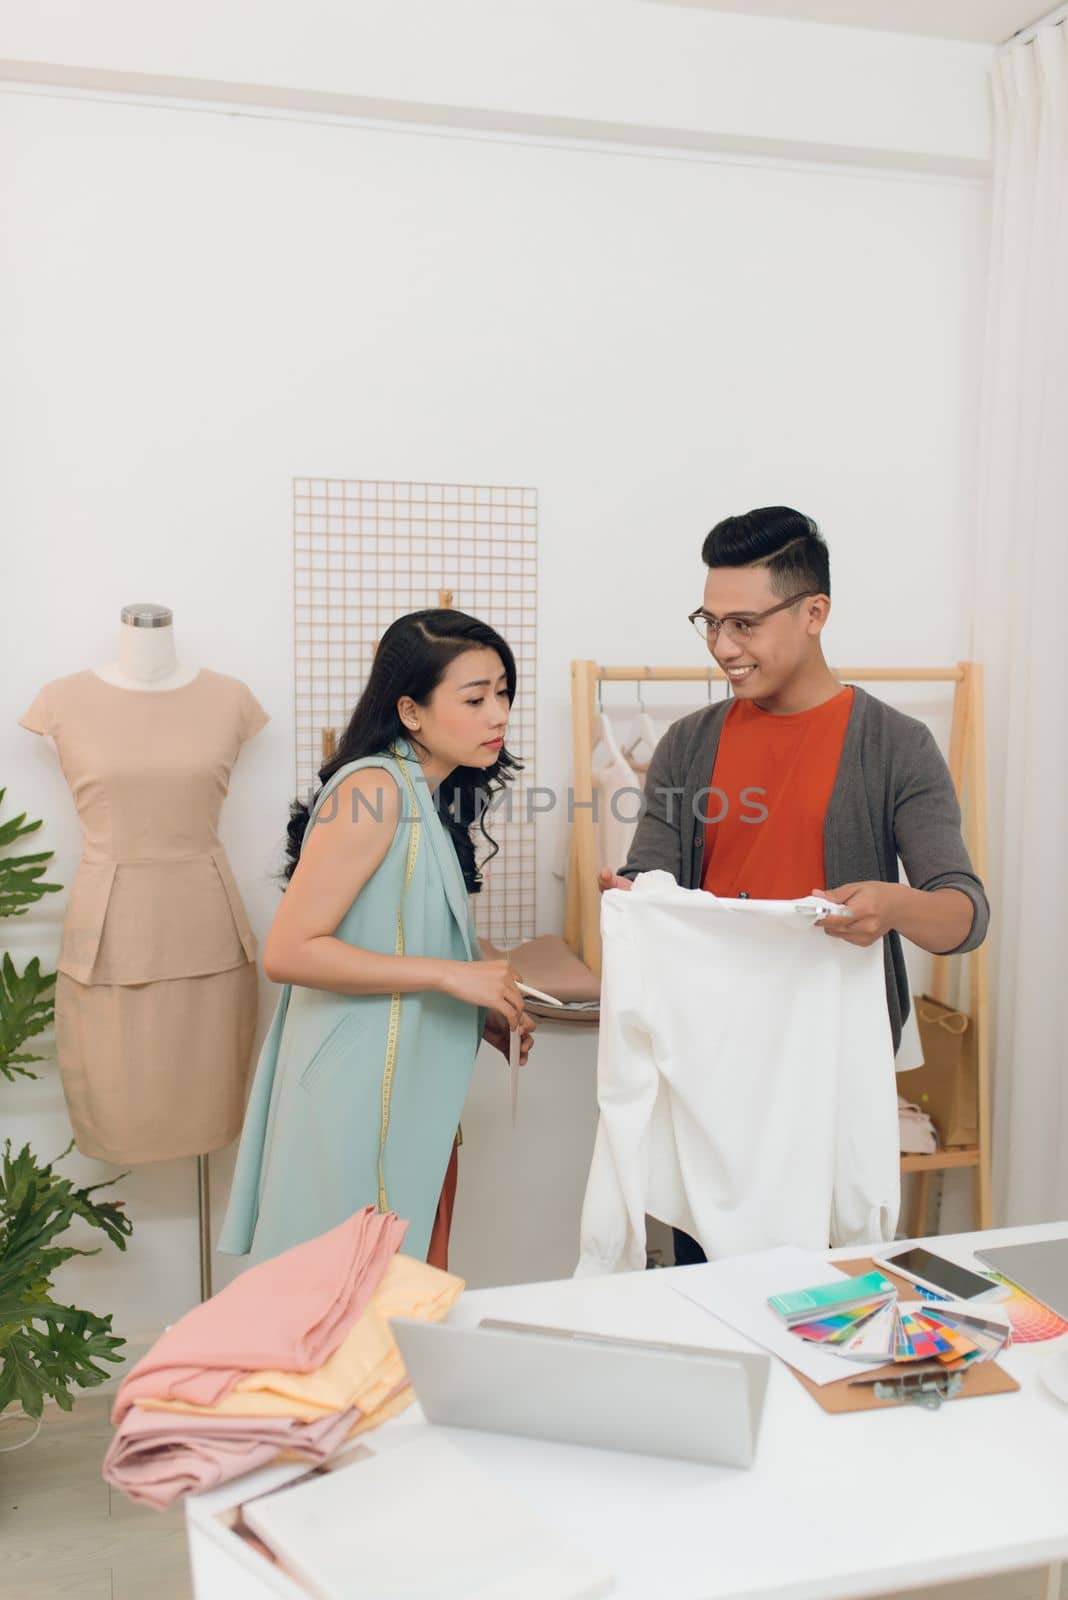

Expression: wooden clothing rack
xmin=565 ymin=660 xmax=991 ymax=1232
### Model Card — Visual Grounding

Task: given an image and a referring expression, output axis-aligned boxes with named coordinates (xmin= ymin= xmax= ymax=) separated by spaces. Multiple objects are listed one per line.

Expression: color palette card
xmin=769 ymin=1272 xmax=895 ymax=1325
xmin=790 ymin=1299 xmax=890 ymax=1346
xmin=786 ymin=1295 xmax=1011 ymax=1368
xmin=891 ymin=1302 xmax=1010 ymax=1367
xmin=981 ymin=1271 xmax=1068 ymax=1343
xmin=832 ymin=1304 xmax=899 ymax=1362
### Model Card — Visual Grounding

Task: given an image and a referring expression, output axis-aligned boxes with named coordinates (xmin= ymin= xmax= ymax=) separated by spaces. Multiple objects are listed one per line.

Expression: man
xmin=598 ymin=505 xmax=988 ymax=1265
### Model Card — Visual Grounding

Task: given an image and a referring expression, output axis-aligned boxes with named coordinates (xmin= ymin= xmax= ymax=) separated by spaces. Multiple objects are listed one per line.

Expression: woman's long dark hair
xmin=284 ymin=609 xmax=521 ymax=890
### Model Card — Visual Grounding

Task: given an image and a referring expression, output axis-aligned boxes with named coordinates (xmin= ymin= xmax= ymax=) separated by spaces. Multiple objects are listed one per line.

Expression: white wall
xmin=0 ymin=74 xmax=988 ymax=1351
xmin=1 ymin=0 xmax=993 ymax=170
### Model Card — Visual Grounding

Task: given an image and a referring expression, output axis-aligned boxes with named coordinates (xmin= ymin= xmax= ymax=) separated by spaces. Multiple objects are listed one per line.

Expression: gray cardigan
xmin=619 ymin=687 xmax=989 ymax=1052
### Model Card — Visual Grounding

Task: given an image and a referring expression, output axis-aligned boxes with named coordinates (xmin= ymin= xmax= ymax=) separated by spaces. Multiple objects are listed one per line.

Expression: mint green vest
xmin=219 ymin=742 xmax=483 ymax=1265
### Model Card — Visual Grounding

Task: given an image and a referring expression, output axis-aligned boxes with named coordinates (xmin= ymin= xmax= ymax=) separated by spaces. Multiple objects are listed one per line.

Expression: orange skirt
xmin=426 ymin=1137 xmax=459 ymax=1272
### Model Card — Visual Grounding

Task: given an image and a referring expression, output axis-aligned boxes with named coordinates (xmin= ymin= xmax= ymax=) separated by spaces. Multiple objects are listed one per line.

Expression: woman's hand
xmin=483 ymin=1007 xmax=536 ymax=1066
xmin=598 ymin=868 xmax=633 ymax=894
xmin=438 ymin=958 xmax=525 ymax=1026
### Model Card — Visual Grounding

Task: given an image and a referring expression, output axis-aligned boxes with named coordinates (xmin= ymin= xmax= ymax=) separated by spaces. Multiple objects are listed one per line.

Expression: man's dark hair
xmin=701 ymin=506 xmax=830 ymax=598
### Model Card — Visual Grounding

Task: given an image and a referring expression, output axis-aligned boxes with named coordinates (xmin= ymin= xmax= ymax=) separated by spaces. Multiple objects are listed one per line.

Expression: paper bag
xmin=907 ymin=994 xmax=978 ymax=1148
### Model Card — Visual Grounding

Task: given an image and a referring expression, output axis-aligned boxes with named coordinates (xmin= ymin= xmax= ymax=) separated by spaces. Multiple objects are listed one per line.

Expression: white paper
xmin=509 ymin=1026 xmax=521 ymax=1126
xmin=243 ymin=1430 xmax=614 ymax=1600
xmin=670 ymin=1245 xmax=855 ymax=1386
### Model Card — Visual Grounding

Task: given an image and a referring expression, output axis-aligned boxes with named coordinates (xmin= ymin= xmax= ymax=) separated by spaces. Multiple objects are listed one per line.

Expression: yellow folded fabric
xmin=138 ymin=1254 xmax=463 ymax=1423
xmin=347 ymin=1384 xmax=415 ymax=1436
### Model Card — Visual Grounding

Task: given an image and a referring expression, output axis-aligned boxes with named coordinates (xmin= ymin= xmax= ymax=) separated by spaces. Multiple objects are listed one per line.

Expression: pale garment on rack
xmin=619 ymin=708 xmax=661 ymax=776
xmin=555 ymin=709 xmax=668 ymax=888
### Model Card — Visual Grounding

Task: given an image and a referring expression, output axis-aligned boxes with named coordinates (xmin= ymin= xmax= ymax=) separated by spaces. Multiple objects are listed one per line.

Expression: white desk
xmin=187 ymin=1221 xmax=1068 ymax=1600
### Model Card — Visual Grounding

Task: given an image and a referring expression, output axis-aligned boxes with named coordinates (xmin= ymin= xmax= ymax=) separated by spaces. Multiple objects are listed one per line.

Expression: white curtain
xmin=973 ymin=22 xmax=1068 ymax=1222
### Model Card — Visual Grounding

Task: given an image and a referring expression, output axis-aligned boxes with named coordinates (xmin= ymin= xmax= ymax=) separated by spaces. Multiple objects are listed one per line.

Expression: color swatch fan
xmin=769 ymin=1275 xmax=1011 ymax=1369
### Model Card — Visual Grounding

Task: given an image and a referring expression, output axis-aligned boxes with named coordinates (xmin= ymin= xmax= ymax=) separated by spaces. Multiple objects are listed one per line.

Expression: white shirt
xmin=576 ymin=873 xmax=901 ymax=1275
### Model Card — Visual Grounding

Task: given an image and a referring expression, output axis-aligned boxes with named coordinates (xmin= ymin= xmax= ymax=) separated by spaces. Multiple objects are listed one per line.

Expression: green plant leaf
xmin=0 ymin=1330 xmax=46 ymax=1417
xmin=0 ymin=807 xmax=40 ymax=848
xmin=0 ymin=1143 xmax=130 ymax=1418
xmin=0 ymin=789 xmax=62 ymax=918
xmin=0 ymin=800 xmax=124 ymax=1420
xmin=0 ymin=953 xmax=56 ymax=1083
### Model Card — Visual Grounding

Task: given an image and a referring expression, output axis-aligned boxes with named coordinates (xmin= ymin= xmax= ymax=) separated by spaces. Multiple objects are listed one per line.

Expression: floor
xmin=1 ymin=1397 xmax=1064 ymax=1600
xmin=2 ymin=1396 xmax=191 ymax=1600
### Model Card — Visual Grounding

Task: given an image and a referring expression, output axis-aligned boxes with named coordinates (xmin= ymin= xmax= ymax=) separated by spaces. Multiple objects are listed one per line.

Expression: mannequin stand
xmin=197 ymin=1154 xmax=213 ymax=1301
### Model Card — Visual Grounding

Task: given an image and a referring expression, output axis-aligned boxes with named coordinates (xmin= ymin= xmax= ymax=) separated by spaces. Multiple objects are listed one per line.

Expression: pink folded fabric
xmin=103 ymin=1404 xmax=359 ymax=1509
xmin=898 ymin=1093 xmax=938 ymax=1155
xmin=113 ymin=1207 xmax=408 ymax=1424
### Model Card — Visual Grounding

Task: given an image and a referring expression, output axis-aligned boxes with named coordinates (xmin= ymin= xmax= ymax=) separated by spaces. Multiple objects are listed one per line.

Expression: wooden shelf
xmin=900 ymin=1147 xmax=980 ymax=1174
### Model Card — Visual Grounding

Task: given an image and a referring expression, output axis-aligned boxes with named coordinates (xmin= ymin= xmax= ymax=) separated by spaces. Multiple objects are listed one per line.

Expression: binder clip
xmin=872 ymin=1371 xmax=965 ymax=1411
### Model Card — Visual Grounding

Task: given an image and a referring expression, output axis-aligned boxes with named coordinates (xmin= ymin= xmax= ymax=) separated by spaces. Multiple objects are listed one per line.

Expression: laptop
xmin=389 ymin=1316 xmax=769 ymax=1469
xmin=976 ymin=1239 xmax=1068 ymax=1320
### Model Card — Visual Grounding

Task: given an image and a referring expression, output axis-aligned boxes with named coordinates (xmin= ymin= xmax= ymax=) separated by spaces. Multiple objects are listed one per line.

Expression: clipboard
xmin=788 ymin=1257 xmax=1019 ymax=1413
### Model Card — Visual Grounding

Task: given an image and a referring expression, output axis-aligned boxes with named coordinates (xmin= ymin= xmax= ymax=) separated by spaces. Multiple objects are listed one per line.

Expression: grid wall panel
xmin=293 ymin=478 xmax=537 ymax=945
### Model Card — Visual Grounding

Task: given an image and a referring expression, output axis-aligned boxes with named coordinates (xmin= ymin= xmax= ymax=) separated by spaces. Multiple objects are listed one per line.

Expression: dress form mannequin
xmin=98 ymin=607 xmax=206 ymax=1291
xmin=21 ymin=605 xmax=270 ymax=1302
xmin=94 ymin=603 xmax=199 ymax=691
xmin=39 ymin=604 xmax=198 ymax=757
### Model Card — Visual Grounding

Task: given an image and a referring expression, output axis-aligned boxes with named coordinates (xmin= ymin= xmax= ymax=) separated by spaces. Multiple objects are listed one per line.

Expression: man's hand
xmin=598 ymin=868 xmax=633 ymax=894
xmin=483 ymin=1007 xmax=536 ymax=1066
xmin=814 ymin=881 xmax=974 ymax=954
xmin=812 ymin=882 xmax=903 ymax=947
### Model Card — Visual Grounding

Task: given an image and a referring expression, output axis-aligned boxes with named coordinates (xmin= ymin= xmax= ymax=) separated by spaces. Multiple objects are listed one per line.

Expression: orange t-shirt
xmin=701 ymin=687 xmax=854 ymax=900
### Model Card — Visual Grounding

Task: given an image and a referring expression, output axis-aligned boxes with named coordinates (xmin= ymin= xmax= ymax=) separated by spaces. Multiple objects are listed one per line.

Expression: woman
xmin=219 ymin=609 xmax=534 ymax=1269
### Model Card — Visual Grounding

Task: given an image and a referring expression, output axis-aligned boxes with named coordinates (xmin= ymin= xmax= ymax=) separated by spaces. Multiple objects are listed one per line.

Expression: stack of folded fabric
xmin=104 ymin=1207 xmax=464 ymax=1510
xmin=898 ymin=1093 xmax=938 ymax=1155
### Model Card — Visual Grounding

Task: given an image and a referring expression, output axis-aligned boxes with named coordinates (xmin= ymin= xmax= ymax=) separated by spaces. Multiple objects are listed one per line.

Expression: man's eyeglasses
xmin=687 ymin=591 xmax=820 ymax=644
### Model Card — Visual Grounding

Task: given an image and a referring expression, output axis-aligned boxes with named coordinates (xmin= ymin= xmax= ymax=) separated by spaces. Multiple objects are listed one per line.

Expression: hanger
xmin=621 ymin=676 xmax=658 ymax=769
xmin=596 ymin=703 xmax=629 ymax=767
xmin=589 ymin=677 xmax=639 ymax=778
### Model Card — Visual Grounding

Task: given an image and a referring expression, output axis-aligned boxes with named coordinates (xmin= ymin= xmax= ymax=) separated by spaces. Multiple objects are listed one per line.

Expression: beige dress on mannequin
xmin=20 ymin=668 xmax=268 ymax=1164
